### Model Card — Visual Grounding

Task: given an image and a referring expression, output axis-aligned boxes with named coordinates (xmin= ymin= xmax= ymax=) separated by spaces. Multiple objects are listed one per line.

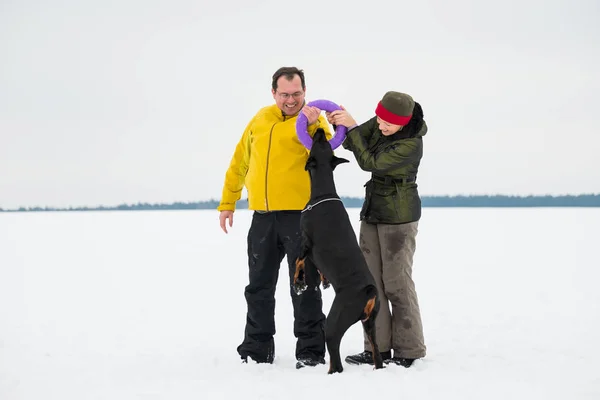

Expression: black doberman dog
xmin=294 ymin=128 xmax=384 ymax=374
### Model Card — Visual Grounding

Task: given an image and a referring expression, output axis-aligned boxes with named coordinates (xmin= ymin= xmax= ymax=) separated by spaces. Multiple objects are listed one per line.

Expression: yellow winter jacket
xmin=218 ymin=104 xmax=332 ymax=212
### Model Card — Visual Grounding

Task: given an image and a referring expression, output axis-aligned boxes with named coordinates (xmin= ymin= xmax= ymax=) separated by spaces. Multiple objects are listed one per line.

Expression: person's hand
xmin=325 ymin=110 xmax=335 ymax=125
xmin=219 ymin=210 xmax=234 ymax=234
xmin=328 ymin=106 xmax=357 ymax=128
xmin=301 ymin=105 xmax=321 ymax=125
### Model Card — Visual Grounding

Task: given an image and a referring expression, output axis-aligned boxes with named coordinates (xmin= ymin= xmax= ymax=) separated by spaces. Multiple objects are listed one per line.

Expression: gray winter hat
xmin=375 ymin=91 xmax=414 ymax=125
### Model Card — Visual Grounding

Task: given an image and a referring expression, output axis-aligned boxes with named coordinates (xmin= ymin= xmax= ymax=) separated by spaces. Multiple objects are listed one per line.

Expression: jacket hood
xmin=388 ymin=101 xmax=426 ymax=140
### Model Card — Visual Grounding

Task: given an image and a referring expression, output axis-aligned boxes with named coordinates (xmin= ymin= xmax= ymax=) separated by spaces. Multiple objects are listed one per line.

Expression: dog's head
xmin=305 ymin=128 xmax=349 ymax=172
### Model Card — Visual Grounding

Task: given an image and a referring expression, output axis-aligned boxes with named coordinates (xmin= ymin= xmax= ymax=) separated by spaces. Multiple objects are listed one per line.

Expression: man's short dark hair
xmin=272 ymin=67 xmax=306 ymax=91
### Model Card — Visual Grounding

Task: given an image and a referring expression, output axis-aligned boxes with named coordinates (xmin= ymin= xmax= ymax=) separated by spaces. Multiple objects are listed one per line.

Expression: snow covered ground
xmin=1 ymin=208 xmax=599 ymax=400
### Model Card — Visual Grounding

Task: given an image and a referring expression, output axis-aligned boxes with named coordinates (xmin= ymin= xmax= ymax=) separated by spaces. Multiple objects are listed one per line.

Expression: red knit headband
xmin=375 ymin=102 xmax=412 ymax=126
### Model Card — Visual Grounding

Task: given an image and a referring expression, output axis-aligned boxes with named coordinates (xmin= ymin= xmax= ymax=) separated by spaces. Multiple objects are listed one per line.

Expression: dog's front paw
xmin=320 ymin=272 xmax=330 ymax=290
xmin=293 ymin=259 xmax=307 ymax=294
xmin=293 ymin=279 xmax=308 ymax=295
xmin=294 ymin=283 xmax=308 ymax=295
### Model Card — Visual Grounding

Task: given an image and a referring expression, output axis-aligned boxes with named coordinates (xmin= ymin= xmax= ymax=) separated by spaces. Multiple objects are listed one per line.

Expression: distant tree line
xmin=420 ymin=194 xmax=600 ymax=207
xmin=1 ymin=194 xmax=600 ymax=212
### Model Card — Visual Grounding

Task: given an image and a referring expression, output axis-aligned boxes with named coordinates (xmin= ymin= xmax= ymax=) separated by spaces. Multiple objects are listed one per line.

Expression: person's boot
xmin=241 ymin=355 xmax=274 ymax=364
xmin=295 ymin=356 xmax=326 ymax=369
xmin=385 ymin=357 xmax=416 ymax=368
xmin=238 ymin=339 xmax=275 ymax=364
xmin=295 ymin=350 xmax=326 ymax=369
xmin=345 ymin=350 xmax=391 ymax=365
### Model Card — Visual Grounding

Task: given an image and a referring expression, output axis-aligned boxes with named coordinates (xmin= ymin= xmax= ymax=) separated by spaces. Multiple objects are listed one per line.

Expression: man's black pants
xmin=237 ymin=211 xmax=326 ymax=363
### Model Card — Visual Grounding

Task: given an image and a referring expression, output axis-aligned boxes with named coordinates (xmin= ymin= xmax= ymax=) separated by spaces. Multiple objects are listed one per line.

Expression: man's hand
xmin=301 ymin=105 xmax=321 ymax=125
xmin=219 ymin=210 xmax=234 ymax=234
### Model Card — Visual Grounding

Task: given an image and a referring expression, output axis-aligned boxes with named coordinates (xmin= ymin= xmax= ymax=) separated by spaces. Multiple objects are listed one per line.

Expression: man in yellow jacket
xmin=218 ymin=67 xmax=333 ymax=369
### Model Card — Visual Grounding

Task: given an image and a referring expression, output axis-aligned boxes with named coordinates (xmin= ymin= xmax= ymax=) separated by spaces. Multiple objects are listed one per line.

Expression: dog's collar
xmin=301 ymin=197 xmax=343 ymax=213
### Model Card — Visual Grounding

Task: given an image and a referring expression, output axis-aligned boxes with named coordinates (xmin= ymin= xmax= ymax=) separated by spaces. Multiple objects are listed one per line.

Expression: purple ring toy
xmin=296 ymin=99 xmax=348 ymax=150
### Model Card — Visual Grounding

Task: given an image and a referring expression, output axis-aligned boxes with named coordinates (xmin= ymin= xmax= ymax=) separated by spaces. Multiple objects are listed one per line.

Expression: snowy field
xmin=1 ymin=208 xmax=599 ymax=400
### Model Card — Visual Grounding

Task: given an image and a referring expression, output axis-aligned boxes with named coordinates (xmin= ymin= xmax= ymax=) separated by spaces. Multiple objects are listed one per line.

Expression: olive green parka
xmin=342 ymin=103 xmax=427 ymax=224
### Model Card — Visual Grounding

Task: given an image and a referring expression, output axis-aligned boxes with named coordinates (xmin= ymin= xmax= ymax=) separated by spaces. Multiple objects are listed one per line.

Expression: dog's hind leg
xmin=361 ymin=287 xmax=384 ymax=370
xmin=325 ymin=293 xmax=364 ymax=374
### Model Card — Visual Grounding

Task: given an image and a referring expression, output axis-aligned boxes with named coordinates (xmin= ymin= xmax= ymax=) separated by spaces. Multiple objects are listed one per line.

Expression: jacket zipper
xmin=264 ymin=122 xmax=277 ymax=211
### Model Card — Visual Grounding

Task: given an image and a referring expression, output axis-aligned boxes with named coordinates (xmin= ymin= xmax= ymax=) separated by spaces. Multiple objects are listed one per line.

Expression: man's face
xmin=272 ymin=75 xmax=305 ymax=116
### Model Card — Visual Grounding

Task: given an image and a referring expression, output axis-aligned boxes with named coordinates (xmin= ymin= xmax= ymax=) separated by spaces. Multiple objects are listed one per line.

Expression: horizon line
xmin=2 ymin=193 xmax=600 ymax=211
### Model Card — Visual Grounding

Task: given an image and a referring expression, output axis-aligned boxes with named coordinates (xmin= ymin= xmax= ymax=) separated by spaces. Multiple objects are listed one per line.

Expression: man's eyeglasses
xmin=276 ymin=91 xmax=304 ymax=99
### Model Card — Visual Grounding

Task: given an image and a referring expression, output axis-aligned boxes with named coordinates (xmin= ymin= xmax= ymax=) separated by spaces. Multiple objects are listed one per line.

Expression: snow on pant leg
xmin=237 ymin=212 xmax=282 ymax=362
xmin=359 ymin=221 xmax=392 ymax=353
xmin=378 ymin=221 xmax=426 ymax=359
xmin=278 ymin=211 xmax=326 ymax=360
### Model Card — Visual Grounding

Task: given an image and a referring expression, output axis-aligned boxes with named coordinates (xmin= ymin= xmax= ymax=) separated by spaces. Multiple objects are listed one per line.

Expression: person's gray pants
xmin=359 ymin=220 xmax=426 ymax=359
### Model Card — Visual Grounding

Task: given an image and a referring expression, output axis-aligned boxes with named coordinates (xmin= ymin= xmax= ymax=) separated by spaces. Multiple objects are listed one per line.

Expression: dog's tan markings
xmin=294 ymin=258 xmax=305 ymax=284
xmin=320 ymin=272 xmax=330 ymax=288
xmin=361 ymin=296 xmax=376 ymax=322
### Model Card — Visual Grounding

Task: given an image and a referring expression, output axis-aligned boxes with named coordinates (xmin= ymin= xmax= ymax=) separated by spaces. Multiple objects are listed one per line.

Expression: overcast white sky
xmin=1 ymin=0 xmax=598 ymax=209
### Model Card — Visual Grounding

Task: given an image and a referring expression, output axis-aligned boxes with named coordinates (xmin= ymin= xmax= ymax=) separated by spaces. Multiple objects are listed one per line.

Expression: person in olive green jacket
xmin=218 ymin=67 xmax=333 ymax=369
xmin=327 ymin=91 xmax=427 ymax=368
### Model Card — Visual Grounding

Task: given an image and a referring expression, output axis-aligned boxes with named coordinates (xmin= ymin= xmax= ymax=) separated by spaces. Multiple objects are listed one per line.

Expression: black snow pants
xmin=237 ymin=211 xmax=326 ymax=363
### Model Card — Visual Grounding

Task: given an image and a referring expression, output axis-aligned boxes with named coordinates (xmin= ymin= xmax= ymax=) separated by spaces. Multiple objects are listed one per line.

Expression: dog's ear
xmin=331 ymin=156 xmax=349 ymax=170
xmin=305 ymin=155 xmax=317 ymax=171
